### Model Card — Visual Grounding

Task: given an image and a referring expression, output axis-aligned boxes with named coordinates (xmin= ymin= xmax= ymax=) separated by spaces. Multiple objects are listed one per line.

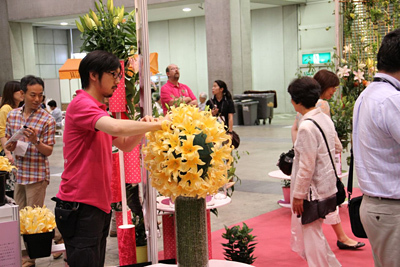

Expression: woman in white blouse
xmin=289 ymin=77 xmax=341 ymax=267
xmin=291 ymin=70 xmax=365 ymax=250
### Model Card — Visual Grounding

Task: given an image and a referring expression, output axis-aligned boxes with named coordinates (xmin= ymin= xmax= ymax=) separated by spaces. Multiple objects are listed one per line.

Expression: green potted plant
xmin=222 ymin=222 xmax=257 ymax=264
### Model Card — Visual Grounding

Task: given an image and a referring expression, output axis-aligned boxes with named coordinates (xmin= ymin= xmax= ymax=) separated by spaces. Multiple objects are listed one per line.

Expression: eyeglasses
xmin=169 ymin=67 xmax=180 ymax=71
xmin=107 ymin=71 xmax=123 ymax=80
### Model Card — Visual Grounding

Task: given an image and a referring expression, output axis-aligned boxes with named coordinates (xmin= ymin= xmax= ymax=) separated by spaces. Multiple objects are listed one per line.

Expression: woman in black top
xmin=206 ymin=80 xmax=235 ymax=134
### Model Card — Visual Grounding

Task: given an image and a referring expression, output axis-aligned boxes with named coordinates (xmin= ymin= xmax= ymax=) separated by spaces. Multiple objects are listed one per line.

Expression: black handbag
xmin=347 ymin=149 xmax=367 ymax=238
xmin=277 ymin=148 xmax=294 ymax=175
xmin=231 ymin=131 xmax=240 ymax=149
xmin=302 ymin=193 xmax=337 ymax=225
xmin=306 ymin=119 xmax=346 ymax=206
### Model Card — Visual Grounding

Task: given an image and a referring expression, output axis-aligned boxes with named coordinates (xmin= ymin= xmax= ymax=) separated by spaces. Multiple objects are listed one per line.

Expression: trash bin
xmin=233 ymin=100 xmax=243 ymax=126
xmin=239 ymin=100 xmax=259 ymax=126
xmin=250 ymin=93 xmax=275 ymax=125
xmin=234 ymin=93 xmax=275 ymax=124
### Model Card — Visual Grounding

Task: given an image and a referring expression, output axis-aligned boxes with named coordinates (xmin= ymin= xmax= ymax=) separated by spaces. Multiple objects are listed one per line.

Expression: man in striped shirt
xmin=5 ymin=75 xmax=56 ymax=267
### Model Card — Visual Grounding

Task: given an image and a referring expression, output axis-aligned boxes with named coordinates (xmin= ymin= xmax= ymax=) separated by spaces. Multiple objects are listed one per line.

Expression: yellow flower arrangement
xmin=142 ymin=104 xmax=233 ymax=200
xmin=20 ymin=206 xmax=56 ymax=234
xmin=0 ymin=156 xmax=16 ymax=172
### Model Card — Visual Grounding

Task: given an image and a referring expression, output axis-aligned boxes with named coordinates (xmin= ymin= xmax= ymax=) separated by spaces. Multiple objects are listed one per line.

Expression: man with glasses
xmin=55 ymin=50 xmax=168 ymax=267
xmin=160 ymin=63 xmax=198 ymax=114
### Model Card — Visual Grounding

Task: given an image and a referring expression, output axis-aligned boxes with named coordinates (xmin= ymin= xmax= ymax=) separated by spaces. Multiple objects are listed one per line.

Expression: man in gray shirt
xmin=48 ymin=100 xmax=63 ymax=128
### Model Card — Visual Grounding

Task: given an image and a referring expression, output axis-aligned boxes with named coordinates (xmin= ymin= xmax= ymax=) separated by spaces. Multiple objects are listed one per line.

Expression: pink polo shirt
xmin=160 ymin=80 xmax=196 ymax=114
xmin=57 ymin=90 xmax=113 ymax=213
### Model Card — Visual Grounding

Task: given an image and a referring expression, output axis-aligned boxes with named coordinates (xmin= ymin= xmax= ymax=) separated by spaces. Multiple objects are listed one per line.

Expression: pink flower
xmin=337 ymin=65 xmax=350 ymax=78
xmin=353 ymin=69 xmax=364 ymax=83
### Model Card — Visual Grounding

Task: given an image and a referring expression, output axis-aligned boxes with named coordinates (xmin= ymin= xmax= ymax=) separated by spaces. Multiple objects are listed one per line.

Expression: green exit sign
xmin=302 ymin=52 xmax=331 ymax=65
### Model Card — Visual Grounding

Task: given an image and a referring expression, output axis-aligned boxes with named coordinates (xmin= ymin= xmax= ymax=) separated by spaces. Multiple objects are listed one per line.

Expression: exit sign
xmin=302 ymin=52 xmax=331 ymax=65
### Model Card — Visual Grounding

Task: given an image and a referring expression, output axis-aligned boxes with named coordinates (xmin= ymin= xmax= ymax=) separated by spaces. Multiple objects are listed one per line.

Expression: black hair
xmin=377 ymin=29 xmax=400 ymax=73
xmin=313 ymin=69 xmax=339 ymax=96
xmin=214 ymin=80 xmax=232 ymax=100
xmin=47 ymin=100 xmax=57 ymax=108
xmin=79 ymin=50 xmax=121 ymax=89
xmin=1 ymin=81 xmax=21 ymax=108
xmin=20 ymin=75 xmax=44 ymax=93
xmin=287 ymin=77 xmax=321 ymax=109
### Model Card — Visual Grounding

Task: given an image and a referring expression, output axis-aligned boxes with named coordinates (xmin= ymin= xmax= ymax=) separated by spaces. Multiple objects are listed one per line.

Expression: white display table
xmin=268 ymin=170 xmax=348 ymax=208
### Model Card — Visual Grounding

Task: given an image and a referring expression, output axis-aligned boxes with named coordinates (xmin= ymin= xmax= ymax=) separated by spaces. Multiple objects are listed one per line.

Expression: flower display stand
xmin=175 ymin=196 xmax=208 ymax=267
xmin=23 ymin=231 xmax=55 ymax=259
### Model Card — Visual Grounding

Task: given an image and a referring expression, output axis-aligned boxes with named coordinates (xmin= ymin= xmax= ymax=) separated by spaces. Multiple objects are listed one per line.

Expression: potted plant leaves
xmin=222 ymin=222 xmax=257 ymax=264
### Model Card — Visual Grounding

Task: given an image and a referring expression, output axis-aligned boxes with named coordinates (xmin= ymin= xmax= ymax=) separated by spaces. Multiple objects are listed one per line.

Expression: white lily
xmin=353 ymin=69 xmax=365 ymax=83
xmin=337 ymin=65 xmax=350 ymax=78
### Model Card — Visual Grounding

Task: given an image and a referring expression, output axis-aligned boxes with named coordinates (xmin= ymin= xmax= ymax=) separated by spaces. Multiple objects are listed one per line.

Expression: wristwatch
xmin=34 ymin=138 xmax=40 ymax=145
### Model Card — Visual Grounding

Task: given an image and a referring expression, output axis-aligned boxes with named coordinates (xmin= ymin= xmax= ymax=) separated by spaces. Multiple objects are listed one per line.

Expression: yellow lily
xmin=175 ymin=135 xmax=203 ymax=160
xmin=107 ymin=0 xmax=114 ymax=14
xmin=118 ymin=5 xmax=125 ymax=23
xmin=84 ymin=14 xmax=93 ymax=30
xmin=75 ymin=20 xmax=84 ymax=32
xmin=90 ymin=10 xmax=101 ymax=27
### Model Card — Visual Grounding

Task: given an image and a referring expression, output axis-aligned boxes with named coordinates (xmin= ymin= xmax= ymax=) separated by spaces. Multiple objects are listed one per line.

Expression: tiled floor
xmin=31 ymin=113 xmax=353 ymax=266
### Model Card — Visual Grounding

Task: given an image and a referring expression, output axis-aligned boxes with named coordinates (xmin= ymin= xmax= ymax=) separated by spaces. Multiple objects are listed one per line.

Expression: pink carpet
xmin=211 ymin=188 xmax=373 ymax=267
xmin=160 ymin=188 xmax=374 ymax=266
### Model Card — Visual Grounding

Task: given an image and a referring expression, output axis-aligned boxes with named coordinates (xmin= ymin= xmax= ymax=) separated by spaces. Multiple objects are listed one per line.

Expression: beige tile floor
xmin=31 ymin=113 xmax=353 ymax=266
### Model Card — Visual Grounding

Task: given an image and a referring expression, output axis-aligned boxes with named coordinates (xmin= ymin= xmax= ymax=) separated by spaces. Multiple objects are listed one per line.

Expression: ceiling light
xmin=182 ymin=8 xmax=191 ymax=12
xmin=60 ymin=22 xmax=69 ymax=26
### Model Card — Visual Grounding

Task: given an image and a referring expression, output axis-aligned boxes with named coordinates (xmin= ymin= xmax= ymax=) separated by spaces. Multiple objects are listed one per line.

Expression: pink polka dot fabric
xmin=115 ymin=209 xmax=132 ymax=227
xmin=109 ymin=60 xmax=127 ymax=112
xmin=162 ymin=214 xmax=176 ymax=260
xmin=111 ymin=153 xmax=122 ymax=203
xmin=117 ymin=225 xmax=137 ymax=265
xmin=207 ymin=210 xmax=212 ymax=258
xmin=124 ymin=145 xmax=141 ymax=183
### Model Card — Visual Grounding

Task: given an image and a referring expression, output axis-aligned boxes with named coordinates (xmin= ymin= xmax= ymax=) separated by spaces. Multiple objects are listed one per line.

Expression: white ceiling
xmin=20 ymin=0 xmax=305 ymax=29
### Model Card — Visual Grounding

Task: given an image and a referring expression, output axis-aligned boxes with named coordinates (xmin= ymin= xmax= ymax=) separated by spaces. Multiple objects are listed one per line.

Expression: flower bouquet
xmin=0 ymin=156 xmax=16 ymax=206
xmin=20 ymin=206 xmax=57 ymax=258
xmin=143 ymin=104 xmax=233 ymax=266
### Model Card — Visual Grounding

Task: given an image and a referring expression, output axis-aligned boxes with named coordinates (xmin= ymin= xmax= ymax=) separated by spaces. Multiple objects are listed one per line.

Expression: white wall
xmin=34 ymin=28 xmax=69 ymax=79
xmin=9 ymin=22 xmax=36 ymax=80
xmin=251 ymin=2 xmax=335 ymax=113
xmin=149 ymin=17 xmax=208 ymax=99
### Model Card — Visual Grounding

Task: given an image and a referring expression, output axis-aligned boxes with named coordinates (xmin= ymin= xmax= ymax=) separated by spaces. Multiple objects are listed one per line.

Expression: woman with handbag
xmin=289 ymin=77 xmax=341 ymax=267
xmin=206 ymin=80 xmax=238 ymax=147
xmin=291 ymin=70 xmax=365 ymax=250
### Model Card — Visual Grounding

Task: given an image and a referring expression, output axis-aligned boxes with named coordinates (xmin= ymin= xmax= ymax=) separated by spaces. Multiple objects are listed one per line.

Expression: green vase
xmin=175 ymin=196 xmax=208 ymax=267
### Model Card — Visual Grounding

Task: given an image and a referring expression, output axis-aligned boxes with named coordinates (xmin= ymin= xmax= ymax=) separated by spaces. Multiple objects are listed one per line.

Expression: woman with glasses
xmin=291 ymin=70 xmax=365 ymax=250
xmin=0 ymin=81 xmax=24 ymax=198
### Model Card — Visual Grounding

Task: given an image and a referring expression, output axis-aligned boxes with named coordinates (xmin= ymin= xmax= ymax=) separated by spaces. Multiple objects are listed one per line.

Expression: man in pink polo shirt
xmin=54 ymin=50 xmax=167 ymax=267
xmin=160 ymin=64 xmax=198 ymax=114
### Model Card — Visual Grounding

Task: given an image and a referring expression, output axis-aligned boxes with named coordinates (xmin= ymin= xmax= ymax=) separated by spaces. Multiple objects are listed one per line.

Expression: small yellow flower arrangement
xmin=142 ymin=104 xmax=233 ymax=200
xmin=20 ymin=205 xmax=56 ymax=234
xmin=0 ymin=156 xmax=16 ymax=172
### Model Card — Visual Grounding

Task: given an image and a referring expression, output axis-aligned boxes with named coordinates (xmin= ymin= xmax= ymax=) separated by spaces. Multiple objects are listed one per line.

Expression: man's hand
xmin=292 ymin=197 xmax=304 ymax=217
xmin=183 ymin=96 xmax=192 ymax=104
xmin=24 ymin=127 xmax=38 ymax=144
xmin=5 ymin=142 xmax=17 ymax=152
